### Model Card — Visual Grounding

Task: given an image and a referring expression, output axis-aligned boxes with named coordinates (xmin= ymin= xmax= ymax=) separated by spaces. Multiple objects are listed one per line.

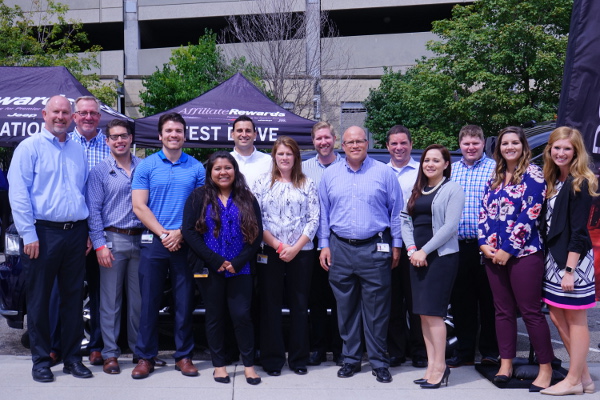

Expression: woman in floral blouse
xmin=253 ymin=136 xmax=319 ymax=377
xmin=478 ymin=126 xmax=554 ymax=391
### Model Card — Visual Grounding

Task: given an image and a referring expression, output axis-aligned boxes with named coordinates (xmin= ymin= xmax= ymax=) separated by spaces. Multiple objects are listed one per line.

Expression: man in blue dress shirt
xmin=8 ymin=95 xmax=93 ymax=382
xmin=302 ymin=121 xmax=343 ymax=366
xmin=318 ymin=126 xmax=402 ymax=383
xmin=131 ymin=112 xmax=205 ymax=379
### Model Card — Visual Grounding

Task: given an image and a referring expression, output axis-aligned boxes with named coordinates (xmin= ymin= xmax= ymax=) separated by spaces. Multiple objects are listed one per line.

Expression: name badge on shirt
xmin=376 ymin=232 xmax=390 ymax=252
xmin=194 ymin=267 xmax=209 ymax=279
xmin=257 ymin=254 xmax=268 ymax=264
xmin=377 ymin=243 xmax=390 ymax=253
xmin=141 ymin=231 xmax=153 ymax=244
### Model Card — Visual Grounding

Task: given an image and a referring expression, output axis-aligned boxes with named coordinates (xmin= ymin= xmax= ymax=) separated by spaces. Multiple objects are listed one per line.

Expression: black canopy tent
xmin=134 ymin=73 xmax=315 ymax=149
xmin=0 ymin=66 xmax=132 ymax=147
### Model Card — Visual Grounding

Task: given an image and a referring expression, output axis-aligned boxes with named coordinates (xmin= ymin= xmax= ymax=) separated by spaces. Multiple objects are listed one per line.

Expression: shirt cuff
xmin=392 ymin=239 xmax=402 ymax=248
xmin=22 ymin=231 xmax=39 ymax=246
xmin=319 ymin=238 xmax=330 ymax=248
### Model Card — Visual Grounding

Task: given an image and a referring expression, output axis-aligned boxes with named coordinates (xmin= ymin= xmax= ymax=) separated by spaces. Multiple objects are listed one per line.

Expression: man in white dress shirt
xmin=230 ymin=115 xmax=271 ymax=189
xmin=385 ymin=125 xmax=427 ymax=368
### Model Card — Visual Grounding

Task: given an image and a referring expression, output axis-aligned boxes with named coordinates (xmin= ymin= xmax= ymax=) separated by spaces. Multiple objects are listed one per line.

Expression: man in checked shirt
xmin=447 ymin=125 xmax=499 ymax=368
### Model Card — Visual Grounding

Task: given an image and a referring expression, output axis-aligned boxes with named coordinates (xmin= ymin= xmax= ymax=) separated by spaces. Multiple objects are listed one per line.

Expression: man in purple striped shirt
xmin=86 ymin=120 xmax=144 ymax=375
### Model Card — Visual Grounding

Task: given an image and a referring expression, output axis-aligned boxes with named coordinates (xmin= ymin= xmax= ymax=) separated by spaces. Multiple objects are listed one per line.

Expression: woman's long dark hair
xmin=490 ymin=126 xmax=531 ymax=190
xmin=194 ymin=151 xmax=259 ymax=243
xmin=406 ymin=144 xmax=451 ymax=216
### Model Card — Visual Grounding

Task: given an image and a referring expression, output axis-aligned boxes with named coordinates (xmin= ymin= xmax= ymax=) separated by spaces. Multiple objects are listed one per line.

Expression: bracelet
xmin=95 ymin=245 xmax=106 ymax=252
xmin=406 ymin=245 xmax=417 ymax=252
xmin=276 ymin=242 xmax=283 ymax=253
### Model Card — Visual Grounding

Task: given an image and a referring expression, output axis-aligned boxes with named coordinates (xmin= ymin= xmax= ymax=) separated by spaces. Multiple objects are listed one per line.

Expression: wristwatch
xmin=565 ymin=266 xmax=575 ymax=274
xmin=407 ymin=249 xmax=416 ymax=257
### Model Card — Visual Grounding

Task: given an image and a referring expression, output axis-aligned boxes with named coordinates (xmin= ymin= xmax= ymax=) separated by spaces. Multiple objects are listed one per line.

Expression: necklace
xmin=421 ymin=177 xmax=446 ymax=195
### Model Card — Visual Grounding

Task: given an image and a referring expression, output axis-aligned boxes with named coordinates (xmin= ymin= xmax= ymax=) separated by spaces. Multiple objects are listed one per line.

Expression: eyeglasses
xmin=342 ymin=139 xmax=368 ymax=146
xmin=108 ymin=133 xmax=130 ymax=141
xmin=75 ymin=111 xmax=101 ymax=118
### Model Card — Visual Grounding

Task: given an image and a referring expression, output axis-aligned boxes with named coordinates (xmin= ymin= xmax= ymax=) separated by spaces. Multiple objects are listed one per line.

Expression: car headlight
xmin=4 ymin=232 xmax=20 ymax=256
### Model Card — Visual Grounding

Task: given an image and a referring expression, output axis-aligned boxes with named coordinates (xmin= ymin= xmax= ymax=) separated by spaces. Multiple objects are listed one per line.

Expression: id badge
xmin=377 ymin=243 xmax=390 ymax=252
xmin=106 ymin=241 xmax=113 ymax=250
xmin=257 ymin=254 xmax=268 ymax=264
xmin=194 ymin=267 xmax=209 ymax=279
xmin=141 ymin=231 xmax=153 ymax=244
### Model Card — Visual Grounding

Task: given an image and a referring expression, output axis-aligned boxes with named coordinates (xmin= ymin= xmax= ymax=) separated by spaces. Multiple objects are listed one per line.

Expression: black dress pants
xmin=449 ymin=240 xmax=498 ymax=360
xmin=199 ymin=272 xmax=255 ymax=367
xmin=258 ymin=247 xmax=313 ymax=371
xmin=23 ymin=221 xmax=87 ymax=368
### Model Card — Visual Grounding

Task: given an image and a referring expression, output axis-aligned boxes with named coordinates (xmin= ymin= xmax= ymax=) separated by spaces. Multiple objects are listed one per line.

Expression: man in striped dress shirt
xmin=86 ymin=119 xmax=144 ymax=375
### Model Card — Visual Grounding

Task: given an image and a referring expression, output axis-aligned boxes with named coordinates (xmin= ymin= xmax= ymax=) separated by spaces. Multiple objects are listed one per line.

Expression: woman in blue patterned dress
xmin=539 ymin=127 xmax=597 ymax=396
xmin=478 ymin=126 xmax=554 ymax=391
xmin=253 ymin=136 xmax=319 ymax=376
xmin=182 ymin=151 xmax=263 ymax=385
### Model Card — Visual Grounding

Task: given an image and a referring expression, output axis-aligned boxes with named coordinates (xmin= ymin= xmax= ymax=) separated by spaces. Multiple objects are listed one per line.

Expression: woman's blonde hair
xmin=542 ymin=126 xmax=598 ymax=197
xmin=490 ymin=126 xmax=531 ymax=190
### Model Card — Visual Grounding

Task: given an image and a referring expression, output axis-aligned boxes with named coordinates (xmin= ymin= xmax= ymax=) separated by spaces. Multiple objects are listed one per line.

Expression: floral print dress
xmin=478 ymin=164 xmax=546 ymax=257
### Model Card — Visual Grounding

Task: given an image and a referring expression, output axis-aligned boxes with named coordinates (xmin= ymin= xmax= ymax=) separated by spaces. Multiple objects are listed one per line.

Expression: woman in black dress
xmin=401 ymin=144 xmax=464 ymax=389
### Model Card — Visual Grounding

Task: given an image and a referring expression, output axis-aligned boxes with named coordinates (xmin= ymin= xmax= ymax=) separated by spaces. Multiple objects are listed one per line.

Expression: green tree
xmin=0 ymin=0 xmax=117 ymax=105
xmin=139 ymin=30 xmax=264 ymax=116
xmin=365 ymin=0 xmax=572 ymax=149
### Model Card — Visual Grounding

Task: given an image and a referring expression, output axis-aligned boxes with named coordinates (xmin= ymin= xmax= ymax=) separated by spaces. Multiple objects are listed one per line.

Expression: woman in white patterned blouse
xmin=253 ymin=136 xmax=319 ymax=377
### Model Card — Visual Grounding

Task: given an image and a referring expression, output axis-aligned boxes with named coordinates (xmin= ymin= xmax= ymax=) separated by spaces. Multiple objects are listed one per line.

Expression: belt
xmin=332 ymin=231 xmax=381 ymax=246
xmin=36 ymin=219 xmax=85 ymax=230
xmin=459 ymin=238 xmax=477 ymax=244
xmin=104 ymin=226 xmax=144 ymax=236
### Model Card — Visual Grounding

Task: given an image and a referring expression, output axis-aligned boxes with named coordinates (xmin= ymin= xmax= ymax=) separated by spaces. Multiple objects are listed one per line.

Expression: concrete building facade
xmin=6 ymin=0 xmax=472 ymax=131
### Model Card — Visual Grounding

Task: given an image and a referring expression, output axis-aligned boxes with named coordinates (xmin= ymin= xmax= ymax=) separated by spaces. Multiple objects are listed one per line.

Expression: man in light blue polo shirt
xmin=131 ymin=112 xmax=205 ymax=379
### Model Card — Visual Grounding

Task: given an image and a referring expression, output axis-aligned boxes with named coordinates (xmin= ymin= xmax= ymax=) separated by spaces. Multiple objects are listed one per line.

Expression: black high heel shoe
xmin=413 ymin=378 xmax=427 ymax=384
xmin=420 ymin=367 xmax=450 ymax=389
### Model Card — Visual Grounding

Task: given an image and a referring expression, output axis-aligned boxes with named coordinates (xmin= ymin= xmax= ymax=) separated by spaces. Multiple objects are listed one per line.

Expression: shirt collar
xmin=315 ymin=152 xmax=342 ymax=168
xmin=232 ymin=146 xmax=258 ymax=159
xmin=388 ymin=157 xmax=419 ymax=170
xmin=158 ymin=149 xmax=188 ymax=164
xmin=41 ymin=127 xmax=70 ymax=144
xmin=459 ymin=153 xmax=489 ymax=168
xmin=71 ymin=127 xmax=104 ymax=143
xmin=344 ymin=155 xmax=371 ymax=172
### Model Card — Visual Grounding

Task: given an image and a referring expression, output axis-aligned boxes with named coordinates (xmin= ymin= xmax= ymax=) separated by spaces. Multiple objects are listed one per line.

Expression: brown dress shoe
xmin=133 ymin=356 xmax=167 ymax=367
xmin=131 ymin=359 xmax=154 ymax=379
xmin=175 ymin=358 xmax=199 ymax=376
xmin=103 ymin=357 xmax=121 ymax=374
xmin=89 ymin=351 xmax=104 ymax=366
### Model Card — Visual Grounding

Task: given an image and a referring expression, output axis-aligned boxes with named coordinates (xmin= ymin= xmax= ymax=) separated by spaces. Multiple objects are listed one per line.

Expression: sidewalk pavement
xmin=1 ymin=355 xmax=598 ymax=400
